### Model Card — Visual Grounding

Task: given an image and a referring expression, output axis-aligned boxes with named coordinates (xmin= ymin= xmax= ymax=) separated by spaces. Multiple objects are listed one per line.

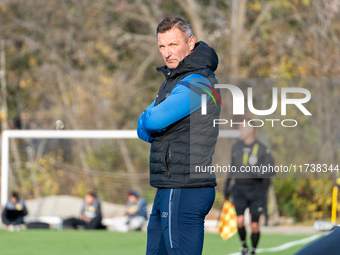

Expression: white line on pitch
xmin=227 ymin=234 xmax=321 ymax=255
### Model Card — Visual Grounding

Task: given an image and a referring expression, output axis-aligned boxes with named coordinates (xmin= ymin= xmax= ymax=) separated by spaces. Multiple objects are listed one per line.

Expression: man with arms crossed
xmin=138 ymin=17 xmax=221 ymax=255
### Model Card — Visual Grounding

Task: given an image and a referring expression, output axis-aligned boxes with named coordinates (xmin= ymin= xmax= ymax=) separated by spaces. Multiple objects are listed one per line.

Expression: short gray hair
xmin=156 ymin=16 xmax=193 ymax=39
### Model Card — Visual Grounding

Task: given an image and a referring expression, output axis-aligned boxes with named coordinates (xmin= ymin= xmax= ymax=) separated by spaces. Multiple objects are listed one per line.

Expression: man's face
xmin=157 ymin=27 xmax=196 ymax=69
xmin=84 ymin=194 xmax=95 ymax=205
xmin=239 ymin=124 xmax=254 ymax=141
xmin=10 ymin=197 xmax=18 ymax=205
xmin=127 ymin=194 xmax=138 ymax=204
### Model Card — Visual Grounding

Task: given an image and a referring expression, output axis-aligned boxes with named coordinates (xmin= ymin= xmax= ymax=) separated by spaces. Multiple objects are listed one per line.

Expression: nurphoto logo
xmin=200 ymin=84 xmax=312 ymax=128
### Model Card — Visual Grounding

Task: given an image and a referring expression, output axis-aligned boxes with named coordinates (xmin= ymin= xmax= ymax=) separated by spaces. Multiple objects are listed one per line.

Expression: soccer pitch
xmin=0 ymin=230 xmax=320 ymax=255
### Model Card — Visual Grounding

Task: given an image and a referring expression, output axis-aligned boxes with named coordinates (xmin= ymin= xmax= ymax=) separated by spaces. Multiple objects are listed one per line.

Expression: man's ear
xmin=189 ymin=36 xmax=196 ymax=51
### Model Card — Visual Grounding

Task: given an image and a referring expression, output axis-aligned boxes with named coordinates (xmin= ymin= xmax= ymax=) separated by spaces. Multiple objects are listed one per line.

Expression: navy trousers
xmin=2 ymin=215 xmax=24 ymax=226
xmin=146 ymin=187 xmax=215 ymax=255
xmin=295 ymin=227 xmax=340 ymax=255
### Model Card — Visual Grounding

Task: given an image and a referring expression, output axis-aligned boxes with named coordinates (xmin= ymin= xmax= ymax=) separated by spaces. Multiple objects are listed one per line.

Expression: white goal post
xmin=1 ymin=129 xmax=240 ymax=207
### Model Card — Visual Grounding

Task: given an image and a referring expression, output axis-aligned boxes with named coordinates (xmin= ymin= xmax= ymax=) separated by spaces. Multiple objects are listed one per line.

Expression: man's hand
xmin=126 ymin=205 xmax=138 ymax=215
xmin=137 ymin=116 xmax=155 ymax=143
xmin=80 ymin=213 xmax=91 ymax=223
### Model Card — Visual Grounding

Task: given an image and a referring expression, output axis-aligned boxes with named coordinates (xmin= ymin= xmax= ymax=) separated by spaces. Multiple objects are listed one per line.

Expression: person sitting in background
xmin=112 ymin=190 xmax=147 ymax=232
xmin=63 ymin=191 xmax=106 ymax=230
xmin=126 ymin=190 xmax=147 ymax=230
xmin=1 ymin=191 xmax=28 ymax=231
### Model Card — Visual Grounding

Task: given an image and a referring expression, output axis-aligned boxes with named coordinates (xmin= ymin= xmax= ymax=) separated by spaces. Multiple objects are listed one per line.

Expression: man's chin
xmin=166 ymin=62 xmax=178 ymax=69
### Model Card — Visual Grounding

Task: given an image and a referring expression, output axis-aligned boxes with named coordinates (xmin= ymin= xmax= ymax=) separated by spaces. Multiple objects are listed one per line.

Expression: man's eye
xmin=171 ymin=44 xmax=176 ymax=46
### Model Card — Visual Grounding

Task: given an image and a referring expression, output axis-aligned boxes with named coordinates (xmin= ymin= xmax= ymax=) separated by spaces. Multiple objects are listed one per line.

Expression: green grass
xmin=0 ymin=230 xmax=320 ymax=255
xmin=203 ymin=233 xmax=320 ymax=255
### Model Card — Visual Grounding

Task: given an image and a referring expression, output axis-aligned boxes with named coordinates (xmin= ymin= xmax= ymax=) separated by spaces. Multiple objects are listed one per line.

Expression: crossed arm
xmin=137 ymin=74 xmax=212 ymax=143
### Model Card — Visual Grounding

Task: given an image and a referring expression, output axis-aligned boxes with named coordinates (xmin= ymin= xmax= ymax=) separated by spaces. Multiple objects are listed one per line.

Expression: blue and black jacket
xmin=138 ymin=41 xmax=221 ymax=188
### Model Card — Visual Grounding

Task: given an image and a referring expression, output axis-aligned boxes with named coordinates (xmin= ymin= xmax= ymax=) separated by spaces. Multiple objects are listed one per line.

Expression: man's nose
xmin=164 ymin=47 xmax=172 ymax=59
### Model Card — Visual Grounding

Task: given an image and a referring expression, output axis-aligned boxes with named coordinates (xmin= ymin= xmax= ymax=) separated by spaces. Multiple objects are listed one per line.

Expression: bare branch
xmin=176 ymin=0 xmax=206 ymax=40
xmin=241 ymin=2 xmax=273 ymax=51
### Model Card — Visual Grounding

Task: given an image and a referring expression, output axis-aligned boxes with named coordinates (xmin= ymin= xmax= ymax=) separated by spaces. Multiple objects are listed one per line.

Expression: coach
xmin=137 ymin=16 xmax=221 ymax=255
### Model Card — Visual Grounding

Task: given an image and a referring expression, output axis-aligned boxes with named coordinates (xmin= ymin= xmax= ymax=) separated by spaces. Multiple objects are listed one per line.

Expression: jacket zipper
xmin=167 ymin=144 xmax=172 ymax=178
xmin=163 ymin=71 xmax=171 ymax=94
xmin=158 ymin=71 xmax=171 ymax=104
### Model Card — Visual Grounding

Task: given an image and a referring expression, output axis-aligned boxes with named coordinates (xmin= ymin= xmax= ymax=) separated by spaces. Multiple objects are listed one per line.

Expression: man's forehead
xmin=157 ymin=27 xmax=186 ymax=44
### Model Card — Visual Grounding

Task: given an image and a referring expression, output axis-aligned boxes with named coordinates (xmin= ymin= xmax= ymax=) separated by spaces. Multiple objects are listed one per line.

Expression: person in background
xmin=112 ymin=190 xmax=148 ymax=232
xmin=1 ymin=191 xmax=28 ymax=231
xmin=224 ymin=118 xmax=275 ymax=255
xmin=126 ymin=190 xmax=148 ymax=230
xmin=63 ymin=191 xmax=106 ymax=230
